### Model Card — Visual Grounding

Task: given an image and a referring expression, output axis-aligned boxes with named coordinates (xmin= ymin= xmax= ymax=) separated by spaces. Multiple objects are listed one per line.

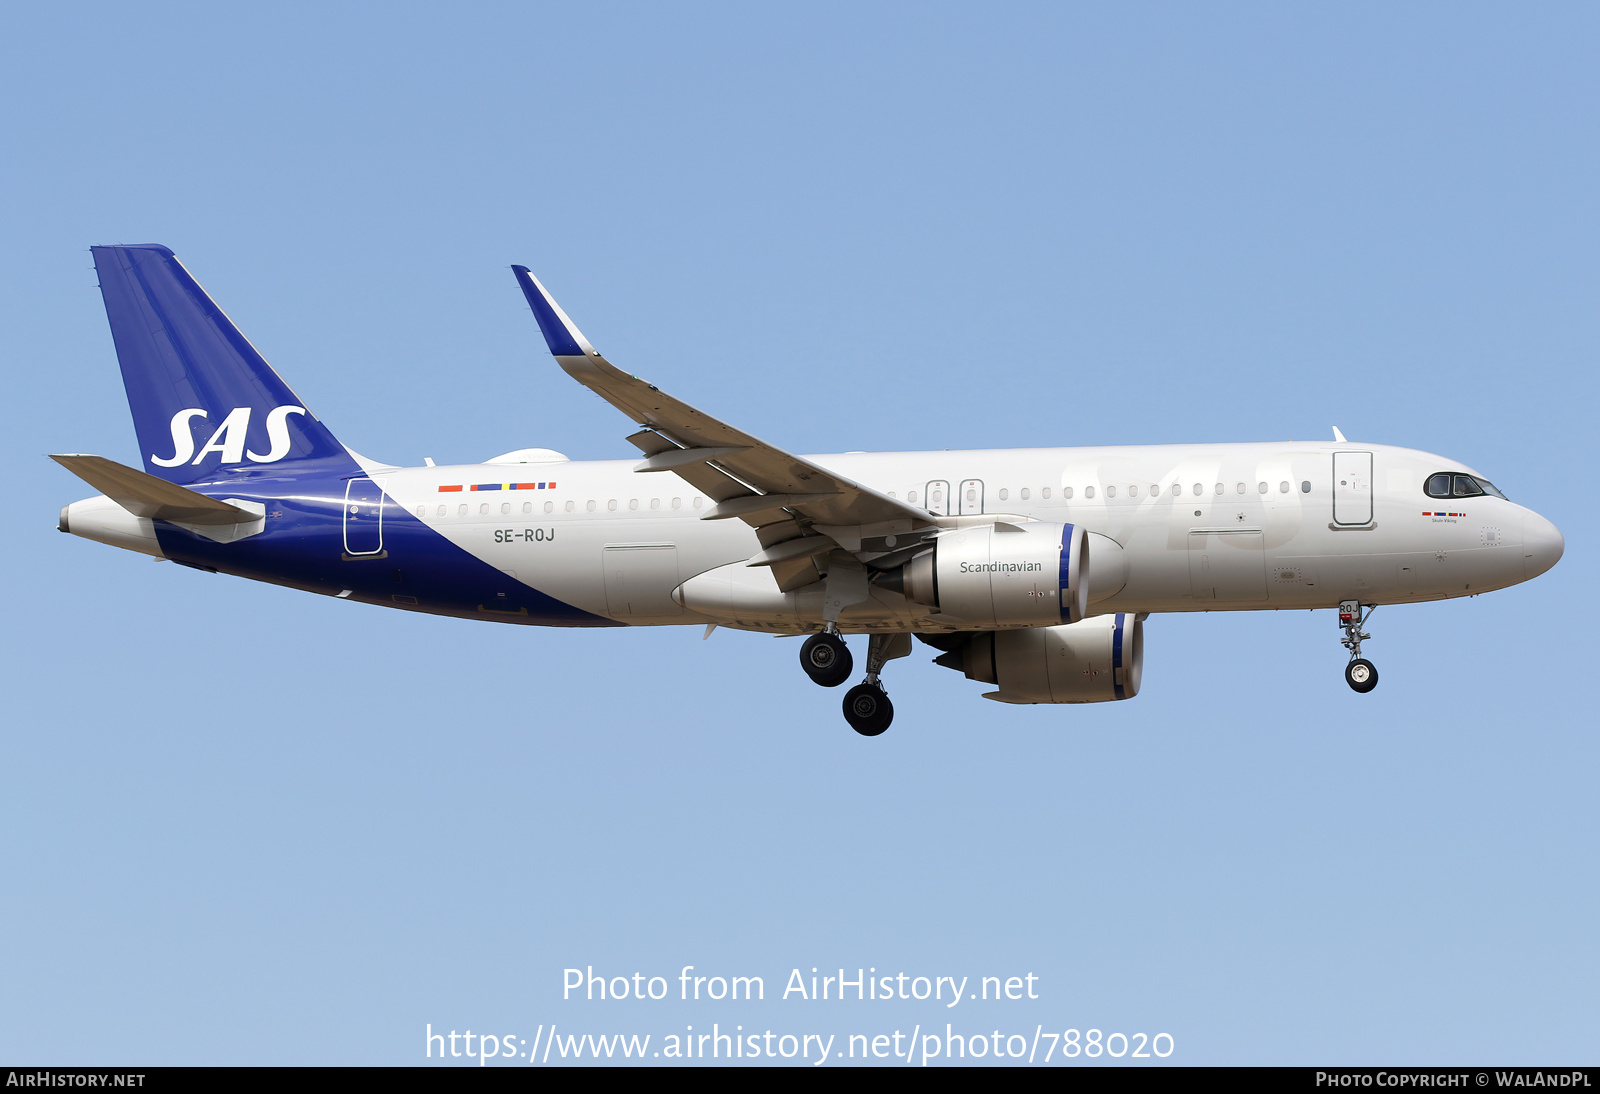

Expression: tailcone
xmin=60 ymin=496 xmax=165 ymax=558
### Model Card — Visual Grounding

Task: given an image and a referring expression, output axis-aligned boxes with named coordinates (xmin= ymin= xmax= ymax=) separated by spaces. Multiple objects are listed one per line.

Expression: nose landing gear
xmin=1339 ymin=600 xmax=1379 ymax=693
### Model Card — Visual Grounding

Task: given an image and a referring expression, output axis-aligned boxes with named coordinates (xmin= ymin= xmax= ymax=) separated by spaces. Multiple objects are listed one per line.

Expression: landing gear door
xmin=1332 ymin=451 xmax=1373 ymax=526
xmin=343 ymin=478 xmax=385 ymax=556
xmin=925 ymin=480 xmax=950 ymax=516
xmin=958 ymin=479 xmax=984 ymax=515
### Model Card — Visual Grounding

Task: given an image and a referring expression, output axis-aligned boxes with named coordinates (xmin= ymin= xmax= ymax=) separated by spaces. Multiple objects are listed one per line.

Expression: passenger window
xmin=1215 ymin=483 xmax=1224 ymax=495
xmin=544 ymin=501 xmax=554 ymax=514
xmin=1128 ymin=485 xmax=1138 ymax=498
xmin=501 ymin=502 xmax=511 ymax=515
xmin=1301 ymin=481 xmax=1311 ymax=493
xmin=1105 ymin=485 xmax=1115 ymax=498
xmin=415 ymin=506 xmax=425 ymax=517
xmin=1257 ymin=482 xmax=1267 ymax=494
xmin=1063 ymin=486 xmax=1073 ymax=499
xmin=479 ymin=503 xmax=489 ymax=515
xmin=998 ymin=488 xmax=1009 ymax=501
xmin=1042 ymin=487 xmax=1051 ymax=499
xmin=458 ymin=504 xmax=468 ymax=516
xmin=1150 ymin=484 xmax=1159 ymax=497
xmin=566 ymin=501 xmax=575 ymax=512
xmin=1020 ymin=488 xmax=1030 ymax=500
xmin=1085 ymin=486 xmax=1095 ymax=499
xmin=888 ymin=491 xmax=897 ymax=499
xmin=436 ymin=505 xmax=446 ymax=516
xmin=608 ymin=500 xmax=618 ymax=511
xmin=1279 ymin=481 xmax=1289 ymax=493
xmin=1172 ymin=483 xmax=1181 ymax=497
xmin=693 ymin=497 xmax=703 ymax=509
xmin=908 ymin=490 xmax=919 ymax=504
xmin=1235 ymin=483 xmax=1245 ymax=494
xmin=650 ymin=498 xmax=660 ymax=510
xmin=671 ymin=497 xmax=681 ymax=509
xmin=586 ymin=500 xmax=596 ymax=512
xmin=1193 ymin=483 xmax=1203 ymax=496
xmin=522 ymin=501 xmax=532 ymax=514
xmin=1453 ymin=475 xmax=1485 ymax=498
xmin=629 ymin=499 xmax=639 ymax=510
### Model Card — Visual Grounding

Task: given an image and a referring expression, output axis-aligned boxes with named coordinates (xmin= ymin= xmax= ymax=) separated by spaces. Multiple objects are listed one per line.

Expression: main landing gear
xmin=801 ymin=630 xmax=911 ymax=736
xmin=843 ymin=682 xmax=893 ymax=737
xmin=799 ymin=630 xmax=853 ymax=687
xmin=1339 ymin=600 xmax=1379 ymax=694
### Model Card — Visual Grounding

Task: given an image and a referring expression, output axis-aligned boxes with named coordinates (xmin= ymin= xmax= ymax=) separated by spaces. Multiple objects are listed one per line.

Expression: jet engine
xmin=926 ymin=613 xmax=1143 ymax=704
xmin=876 ymin=522 xmax=1089 ymax=627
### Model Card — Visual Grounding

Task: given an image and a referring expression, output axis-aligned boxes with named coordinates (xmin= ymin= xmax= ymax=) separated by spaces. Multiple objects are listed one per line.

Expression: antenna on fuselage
xmin=1332 ymin=426 xmax=1348 ymax=443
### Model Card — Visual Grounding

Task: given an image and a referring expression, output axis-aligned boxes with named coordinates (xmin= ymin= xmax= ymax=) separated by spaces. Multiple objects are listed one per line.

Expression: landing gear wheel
xmin=1345 ymin=658 xmax=1379 ymax=693
xmin=842 ymin=683 xmax=894 ymax=736
xmin=800 ymin=633 xmax=853 ymax=687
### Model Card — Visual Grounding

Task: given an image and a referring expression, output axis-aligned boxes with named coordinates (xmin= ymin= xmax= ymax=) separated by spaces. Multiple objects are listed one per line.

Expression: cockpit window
xmin=1425 ymin=472 xmax=1507 ymax=501
xmin=1472 ymin=477 xmax=1507 ymax=500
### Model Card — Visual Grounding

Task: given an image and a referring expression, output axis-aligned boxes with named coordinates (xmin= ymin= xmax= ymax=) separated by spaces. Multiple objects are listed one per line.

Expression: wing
xmin=512 ymin=267 xmax=939 ymax=590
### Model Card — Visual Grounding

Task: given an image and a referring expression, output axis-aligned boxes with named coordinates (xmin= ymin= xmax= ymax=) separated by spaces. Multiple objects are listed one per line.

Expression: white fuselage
xmin=372 ymin=440 xmax=1561 ymax=632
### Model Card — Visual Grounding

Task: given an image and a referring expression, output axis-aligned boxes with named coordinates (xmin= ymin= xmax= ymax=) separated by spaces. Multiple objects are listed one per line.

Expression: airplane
xmin=54 ymin=244 xmax=1565 ymax=735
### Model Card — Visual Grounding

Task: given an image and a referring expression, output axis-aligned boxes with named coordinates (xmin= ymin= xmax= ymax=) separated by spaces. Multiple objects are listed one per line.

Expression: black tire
xmin=1345 ymin=658 xmax=1379 ymax=693
xmin=842 ymin=683 xmax=894 ymax=736
xmin=800 ymin=633 xmax=853 ymax=687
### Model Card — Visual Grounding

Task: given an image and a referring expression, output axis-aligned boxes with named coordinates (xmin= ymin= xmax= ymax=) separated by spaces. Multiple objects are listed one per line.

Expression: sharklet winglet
xmin=511 ymin=266 xmax=597 ymax=358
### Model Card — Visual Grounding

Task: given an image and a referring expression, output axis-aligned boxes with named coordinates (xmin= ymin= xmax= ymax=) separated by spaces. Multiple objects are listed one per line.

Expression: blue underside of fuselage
xmin=151 ymin=468 xmax=619 ymax=628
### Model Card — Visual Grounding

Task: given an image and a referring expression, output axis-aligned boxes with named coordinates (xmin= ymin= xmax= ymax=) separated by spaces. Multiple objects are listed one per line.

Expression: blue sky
xmin=2 ymin=2 xmax=1596 ymax=1066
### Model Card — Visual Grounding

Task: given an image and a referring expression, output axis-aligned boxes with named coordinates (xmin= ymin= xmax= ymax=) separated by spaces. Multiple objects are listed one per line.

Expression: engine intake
xmin=929 ymin=613 xmax=1143 ymax=704
xmin=877 ymin=522 xmax=1088 ymax=626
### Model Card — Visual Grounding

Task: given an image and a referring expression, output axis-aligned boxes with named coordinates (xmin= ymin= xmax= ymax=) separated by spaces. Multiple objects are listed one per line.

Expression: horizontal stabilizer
xmin=50 ymin=454 xmax=259 ymax=525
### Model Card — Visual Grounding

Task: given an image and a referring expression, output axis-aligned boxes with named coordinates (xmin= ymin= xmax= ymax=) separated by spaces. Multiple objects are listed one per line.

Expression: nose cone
xmin=1523 ymin=511 xmax=1564 ymax=580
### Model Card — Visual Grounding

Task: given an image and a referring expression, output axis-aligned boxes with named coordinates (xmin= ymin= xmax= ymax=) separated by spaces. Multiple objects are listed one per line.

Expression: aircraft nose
xmin=1522 ymin=511 xmax=1564 ymax=580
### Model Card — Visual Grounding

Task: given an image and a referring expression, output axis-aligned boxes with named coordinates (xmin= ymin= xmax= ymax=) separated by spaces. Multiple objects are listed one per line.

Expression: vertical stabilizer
xmin=91 ymin=245 xmax=355 ymax=483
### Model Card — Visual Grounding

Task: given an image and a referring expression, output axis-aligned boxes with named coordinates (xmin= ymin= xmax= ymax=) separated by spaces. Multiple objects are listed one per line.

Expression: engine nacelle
xmin=931 ymin=613 xmax=1144 ymax=704
xmin=880 ymin=522 xmax=1089 ymax=627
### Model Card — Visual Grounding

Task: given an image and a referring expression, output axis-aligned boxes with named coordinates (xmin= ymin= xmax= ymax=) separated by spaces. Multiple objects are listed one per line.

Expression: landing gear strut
xmin=1339 ymin=600 xmax=1379 ymax=694
xmin=800 ymin=628 xmax=852 ymax=687
xmin=842 ymin=633 xmax=912 ymax=736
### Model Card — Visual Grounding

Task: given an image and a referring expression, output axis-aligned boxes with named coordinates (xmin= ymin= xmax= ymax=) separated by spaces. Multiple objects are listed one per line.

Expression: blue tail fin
xmin=91 ymin=245 xmax=355 ymax=484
